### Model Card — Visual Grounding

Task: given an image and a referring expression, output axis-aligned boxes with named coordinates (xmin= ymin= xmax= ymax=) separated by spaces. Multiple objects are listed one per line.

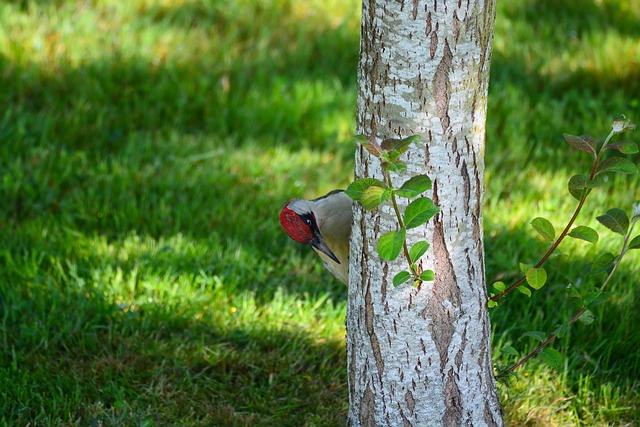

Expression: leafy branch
xmin=492 ymin=116 xmax=639 ymax=375
xmin=346 ymin=135 xmax=439 ymax=288
xmin=498 ymin=203 xmax=640 ymax=378
xmin=489 ymin=116 xmax=638 ymax=303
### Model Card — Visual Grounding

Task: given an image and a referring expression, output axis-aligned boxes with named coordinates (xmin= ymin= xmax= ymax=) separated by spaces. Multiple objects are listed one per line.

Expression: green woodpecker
xmin=279 ymin=190 xmax=352 ymax=284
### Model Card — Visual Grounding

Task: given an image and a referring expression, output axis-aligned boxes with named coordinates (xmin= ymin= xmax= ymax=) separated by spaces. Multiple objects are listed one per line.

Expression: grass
xmin=0 ymin=0 xmax=639 ymax=425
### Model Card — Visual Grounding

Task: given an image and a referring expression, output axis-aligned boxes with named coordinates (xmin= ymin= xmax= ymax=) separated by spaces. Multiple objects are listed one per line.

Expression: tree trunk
xmin=346 ymin=0 xmax=502 ymax=425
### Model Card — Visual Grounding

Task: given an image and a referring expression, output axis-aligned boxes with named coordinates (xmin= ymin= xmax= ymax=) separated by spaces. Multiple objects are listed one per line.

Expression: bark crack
xmin=433 ymin=39 xmax=452 ymax=132
xmin=423 ymin=180 xmax=463 ymax=425
xmin=359 ymin=385 xmax=377 ymax=427
xmin=443 ymin=368 xmax=462 ymax=426
xmin=404 ymin=390 xmax=416 ymax=414
xmin=461 ymin=160 xmax=470 ymax=216
xmin=425 ymin=210 xmax=460 ymax=368
xmin=365 ymin=280 xmax=384 ymax=381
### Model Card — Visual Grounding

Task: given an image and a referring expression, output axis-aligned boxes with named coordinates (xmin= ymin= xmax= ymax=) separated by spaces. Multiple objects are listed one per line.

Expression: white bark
xmin=347 ymin=0 xmax=502 ymax=426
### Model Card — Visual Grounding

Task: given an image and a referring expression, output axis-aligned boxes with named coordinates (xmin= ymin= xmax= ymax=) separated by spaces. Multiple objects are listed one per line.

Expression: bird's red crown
xmin=280 ymin=202 xmax=314 ymax=244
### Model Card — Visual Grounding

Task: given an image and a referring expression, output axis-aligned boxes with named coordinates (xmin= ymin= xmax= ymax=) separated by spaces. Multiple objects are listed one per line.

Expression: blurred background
xmin=1 ymin=0 xmax=639 ymax=425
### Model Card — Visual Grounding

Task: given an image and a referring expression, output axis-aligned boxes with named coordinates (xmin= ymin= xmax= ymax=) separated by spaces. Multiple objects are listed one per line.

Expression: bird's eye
xmin=305 ymin=219 xmax=313 ymax=226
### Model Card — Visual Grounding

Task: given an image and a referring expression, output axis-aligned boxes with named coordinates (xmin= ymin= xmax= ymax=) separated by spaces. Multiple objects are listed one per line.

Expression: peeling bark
xmin=347 ymin=0 xmax=503 ymax=425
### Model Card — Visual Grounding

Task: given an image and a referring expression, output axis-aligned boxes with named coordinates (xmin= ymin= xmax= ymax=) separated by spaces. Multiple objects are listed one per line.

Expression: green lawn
xmin=1 ymin=0 xmax=639 ymax=425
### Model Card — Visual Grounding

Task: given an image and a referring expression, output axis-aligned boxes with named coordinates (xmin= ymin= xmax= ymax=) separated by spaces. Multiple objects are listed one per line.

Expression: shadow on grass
xmin=0 ymin=279 xmax=347 ymax=425
xmin=488 ymin=45 xmax=640 ymax=173
xmin=488 ymin=0 xmax=640 ymax=172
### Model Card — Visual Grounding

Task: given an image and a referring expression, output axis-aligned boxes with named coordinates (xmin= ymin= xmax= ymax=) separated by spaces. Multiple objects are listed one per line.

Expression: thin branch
xmin=491 ymin=191 xmax=588 ymax=300
xmin=498 ymin=225 xmax=630 ymax=378
xmin=384 ymin=168 xmax=412 ymax=265
xmin=491 ymin=128 xmax=617 ymax=301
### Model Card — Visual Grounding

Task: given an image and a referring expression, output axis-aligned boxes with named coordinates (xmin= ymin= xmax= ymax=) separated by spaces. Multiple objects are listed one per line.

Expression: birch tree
xmin=346 ymin=0 xmax=503 ymax=425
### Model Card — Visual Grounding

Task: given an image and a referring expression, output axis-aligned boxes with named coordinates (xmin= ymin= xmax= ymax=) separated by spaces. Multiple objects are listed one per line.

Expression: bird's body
xmin=280 ymin=190 xmax=353 ymax=284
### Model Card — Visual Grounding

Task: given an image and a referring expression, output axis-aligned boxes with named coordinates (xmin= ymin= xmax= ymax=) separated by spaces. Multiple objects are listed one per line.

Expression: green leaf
xmin=378 ymin=228 xmax=406 ymax=261
xmin=394 ymin=175 xmax=433 ymax=198
xmin=380 ymin=138 xmax=402 ymax=151
xmin=501 ymin=346 xmax=520 ymax=357
xmin=519 ymin=263 xmax=533 ymax=274
xmin=487 ymin=299 xmax=498 ymax=308
xmin=584 ymin=289 xmax=609 ymax=308
xmin=525 ymin=267 xmax=547 ymax=290
xmin=393 ymin=271 xmax=412 ymax=287
xmin=492 ymin=281 xmax=506 ymax=293
xmin=539 ymin=347 xmax=564 ymax=371
xmin=588 ymin=175 xmax=605 ymax=189
xmin=362 ymin=186 xmax=391 ymax=210
xmin=520 ymin=331 xmax=546 ymax=342
xmin=563 ymin=133 xmax=596 ymax=156
xmin=606 ymin=140 xmax=639 ymax=154
xmin=419 ymin=270 xmax=435 ymax=281
xmin=404 ymin=197 xmax=440 ymax=229
xmin=381 ymin=135 xmax=421 ymax=156
xmin=578 ymin=309 xmax=595 ymax=325
xmin=346 ymin=178 xmax=387 ymax=201
xmin=628 ymin=235 xmax=640 ymax=250
xmin=567 ymin=226 xmax=599 ymax=244
xmin=383 ymin=160 xmax=407 ymax=173
xmin=589 ymin=252 xmax=615 ymax=275
xmin=531 ymin=217 xmax=555 ymax=242
xmin=516 ymin=285 xmax=532 ymax=297
xmin=409 ymin=241 xmax=430 ymax=262
xmin=595 ymin=157 xmax=638 ymax=176
xmin=596 ymin=208 xmax=629 ymax=235
xmin=568 ymin=174 xmax=590 ymax=200
xmin=553 ymin=322 xmax=570 ymax=338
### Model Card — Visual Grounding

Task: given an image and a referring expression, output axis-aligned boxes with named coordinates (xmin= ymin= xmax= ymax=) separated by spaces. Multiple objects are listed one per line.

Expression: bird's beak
xmin=310 ymin=232 xmax=340 ymax=264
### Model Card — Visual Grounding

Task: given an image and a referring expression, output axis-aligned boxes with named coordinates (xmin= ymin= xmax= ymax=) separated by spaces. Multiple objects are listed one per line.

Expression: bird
xmin=279 ymin=190 xmax=353 ymax=284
